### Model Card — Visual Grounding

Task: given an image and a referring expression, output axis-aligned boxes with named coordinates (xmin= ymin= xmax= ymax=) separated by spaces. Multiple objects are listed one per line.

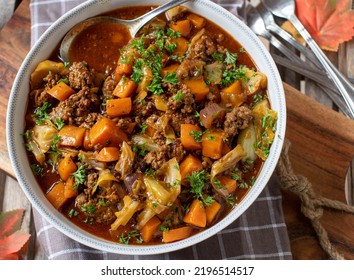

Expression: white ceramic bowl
xmin=7 ymin=0 xmax=286 ymax=255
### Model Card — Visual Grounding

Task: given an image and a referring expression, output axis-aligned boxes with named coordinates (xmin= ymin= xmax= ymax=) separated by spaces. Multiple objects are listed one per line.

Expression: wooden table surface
xmin=1 ymin=0 xmax=354 ymax=259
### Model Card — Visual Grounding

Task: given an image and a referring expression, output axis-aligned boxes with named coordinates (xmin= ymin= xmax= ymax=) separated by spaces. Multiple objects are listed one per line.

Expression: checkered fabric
xmin=30 ymin=0 xmax=292 ymax=260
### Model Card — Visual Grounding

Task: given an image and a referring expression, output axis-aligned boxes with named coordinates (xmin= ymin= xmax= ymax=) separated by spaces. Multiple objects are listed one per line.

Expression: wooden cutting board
xmin=1 ymin=0 xmax=354 ymax=259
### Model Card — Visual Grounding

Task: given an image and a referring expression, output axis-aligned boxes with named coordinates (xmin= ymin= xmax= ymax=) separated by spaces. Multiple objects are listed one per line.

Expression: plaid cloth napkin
xmin=30 ymin=0 xmax=292 ymax=260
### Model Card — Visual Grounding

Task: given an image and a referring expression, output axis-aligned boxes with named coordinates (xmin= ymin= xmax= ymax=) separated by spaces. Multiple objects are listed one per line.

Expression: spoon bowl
xmin=60 ymin=0 xmax=191 ymax=63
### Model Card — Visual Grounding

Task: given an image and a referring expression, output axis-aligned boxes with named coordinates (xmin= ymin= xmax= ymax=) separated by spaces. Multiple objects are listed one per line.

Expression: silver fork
xmin=262 ymin=0 xmax=354 ymax=119
xmin=256 ymin=2 xmax=323 ymax=70
xmin=246 ymin=6 xmax=352 ymax=116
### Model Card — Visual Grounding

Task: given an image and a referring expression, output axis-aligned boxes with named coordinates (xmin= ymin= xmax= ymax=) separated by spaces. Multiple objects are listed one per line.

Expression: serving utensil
xmin=262 ymin=0 xmax=354 ymax=119
xmin=60 ymin=0 xmax=191 ymax=62
xmin=247 ymin=5 xmax=352 ymax=117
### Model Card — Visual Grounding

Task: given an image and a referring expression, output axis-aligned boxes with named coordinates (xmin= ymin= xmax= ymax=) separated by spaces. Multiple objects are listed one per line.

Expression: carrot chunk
xmin=64 ymin=177 xmax=78 ymax=199
xmin=113 ymin=76 xmax=137 ymax=98
xmin=47 ymin=82 xmax=76 ymax=101
xmin=106 ymin=97 xmax=132 ymax=117
xmin=140 ymin=216 xmax=161 ymax=243
xmin=187 ymin=14 xmax=206 ymax=28
xmin=202 ymin=131 xmax=224 ymax=159
xmin=46 ymin=181 xmax=67 ymax=209
xmin=89 ymin=117 xmax=128 ymax=147
xmin=205 ymin=201 xmax=221 ymax=224
xmin=58 ymin=154 xmax=77 ymax=181
xmin=184 ymin=79 xmax=209 ymax=102
xmin=163 ymin=226 xmax=192 ymax=243
xmin=59 ymin=125 xmax=86 ymax=147
xmin=179 ymin=154 xmax=203 ymax=185
xmin=96 ymin=147 xmax=121 ymax=162
xmin=180 ymin=123 xmax=202 ymax=150
xmin=183 ymin=199 xmax=206 ymax=228
xmin=218 ymin=176 xmax=237 ymax=194
xmin=170 ymin=19 xmax=192 ymax=37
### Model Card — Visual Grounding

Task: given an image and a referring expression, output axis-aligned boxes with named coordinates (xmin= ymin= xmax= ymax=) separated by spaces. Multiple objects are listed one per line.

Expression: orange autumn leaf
xmin=295 ymin=0 xmax=354 ymax=51
xmin=0 ymin=209 xmax=31 ymax=260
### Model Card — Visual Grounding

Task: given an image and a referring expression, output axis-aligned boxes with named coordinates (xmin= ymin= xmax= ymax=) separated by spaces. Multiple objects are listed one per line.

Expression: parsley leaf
xmin=32 ymin=102 xmax=51 ymax=125
xmin=186 ymin=170 xmax=214 ymax=206
xmin=162 ymin=72 xmax=179 ymax=85
xmin=72 ymin=164 xmax=87 ymax=189
xmin=189 ymin=130 xmax=203 ymax=143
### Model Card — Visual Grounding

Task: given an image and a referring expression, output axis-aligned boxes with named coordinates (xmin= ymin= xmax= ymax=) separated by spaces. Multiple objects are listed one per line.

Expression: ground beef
xmin=144 ymin=145 xmax=169 ymax=170
xmin=102 ymin=75 xmax=117 ymax=99
xmin=166 ymin=90 xmax=195 ymax=114
xmin=117 ymin=117 xmax=133 ymax=132
xmin=188 ymin=33 xmax=216 ymax=60
xmin=223 ymin=106 xmax=253 ymax=138
xmin=176 ymin=59 xmax=205 ymax=79
xmin=75 ymin=175 xmax=127 ymax=225
xmin=143 ymin=139 xmax=185 ymax=170
xmin=50 ymin=86 xmax=100 ymax=125
xmin=133 ymin=99 xmax=156 ymax=121
xmin=68 ymin=61 xmax=94 ymax=90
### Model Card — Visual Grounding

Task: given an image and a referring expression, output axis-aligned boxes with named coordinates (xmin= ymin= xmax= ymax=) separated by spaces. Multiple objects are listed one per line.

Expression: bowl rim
xmin=6 ymin=0 xmax=286 ymax=255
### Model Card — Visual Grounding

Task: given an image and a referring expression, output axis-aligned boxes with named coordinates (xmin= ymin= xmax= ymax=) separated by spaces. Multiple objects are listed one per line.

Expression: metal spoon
xmin=262 ymin=0 xmax=354 ymax=119
xmin=60 ymin=0 xmax=191 ymax=63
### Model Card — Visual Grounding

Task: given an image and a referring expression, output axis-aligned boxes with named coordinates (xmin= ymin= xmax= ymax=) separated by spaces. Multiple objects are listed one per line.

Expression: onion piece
xmin=200 ymin=103 xmax=226 ymax=129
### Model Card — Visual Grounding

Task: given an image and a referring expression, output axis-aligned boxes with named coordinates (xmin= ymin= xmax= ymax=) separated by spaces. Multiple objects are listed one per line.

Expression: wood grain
xmin=283 ymin=83 xmax=354 ymax=259
xmin=0 ymin=0 xmax=30 ymax=177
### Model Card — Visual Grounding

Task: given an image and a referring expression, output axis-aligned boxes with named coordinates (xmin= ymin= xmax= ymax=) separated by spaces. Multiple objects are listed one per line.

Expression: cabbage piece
xmin=165 ymin=5 xmax=187 ymax=21
xmin=210 ymin=144 xmax=246 ymax=197
xmin=252 ymin=100 xmax=278 ymax=160
xmin=237 ymin=122 xmax=257 ymax=162
xmin=78 ymin=150 xmax=106 ymax=170
xmin=156 ymin=115 xmax=176 ymax=144
xmin=92 ymin=169 xmax=118 ymax=194
xmin=137 ymin=65 xmax=153 ymax=93
xmin=131 ymin=134 xmax=159 ymax=152
xmin=137 ymin=158 xmax=181 ymax=229
xmin=26 ymin=123 xmax=58 ymax=165
xmin=204 ymin=61 xmax=223 ymax=85
xmin=115 ymin=141 xmax=135 ymax=179
xmin=241 ymin=68 xmax=267 ymax=95
xmin=30 ymin=60 xmax=68 ymax=90
xmin=111 ymin=195 xmax=140 ymax=230
xmin=136 ymin=201 xmax=162 ymax=230
xmin=156 ymin=157 xmax=181 ymax=203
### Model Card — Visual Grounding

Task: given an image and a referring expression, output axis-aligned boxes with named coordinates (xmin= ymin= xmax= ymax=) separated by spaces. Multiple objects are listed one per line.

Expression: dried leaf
xmin=295 ymin=0 xmax=354 ymax=51
xmin=0 ymin=209 xmax=24 ymax=237
xmin=0 ymin=231 xmax=31 ymax=259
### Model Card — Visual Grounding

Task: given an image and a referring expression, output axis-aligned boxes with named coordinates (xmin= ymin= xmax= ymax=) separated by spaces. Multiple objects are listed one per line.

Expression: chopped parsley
xmin=57 ymin=78 xmax=69 ymax=84
xmin=47 ymin=134 xmax=61 ymax=166
xmin=186 ymin=170 xmax=214 ymax=207
xmin=119 ymin=230 xmax=143 ymax=245
xmin=162 ymin=72 xmax=179 ymax=85
xmin=189 ymin=130 xmax=203 ymax=143
xmin=32 ymin=102 xmax=51 ymax=125
xmin=172 ymin=91 xmax=184 ymax=102
xmin=31 ymin=164 xmax=44 ymax=176
xmin=72 ymin=164 xmax=87 ymax=189
xmin=54 ymin=117 xmax=65 ymax=130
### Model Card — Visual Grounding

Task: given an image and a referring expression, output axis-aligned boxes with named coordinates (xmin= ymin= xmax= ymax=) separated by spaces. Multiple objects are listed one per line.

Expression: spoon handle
xmin=130 ymin=0 xmax=192 ymax=37
xmin=289 ymin=14 xmax=354 ymax=119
